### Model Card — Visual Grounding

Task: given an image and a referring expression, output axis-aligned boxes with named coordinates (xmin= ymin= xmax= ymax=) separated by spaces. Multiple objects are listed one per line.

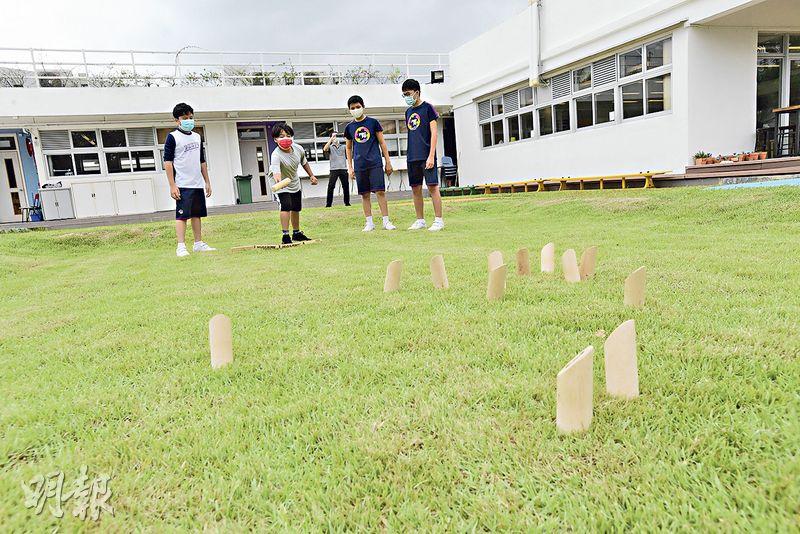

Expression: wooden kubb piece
xmin=579 ymin=246 xmax=598 ymax=281
xmin=209 ymin=314 xmax=233 ymax=369
xmin=623 ymin=266 xmax=646 ymax=308
xmin=541 ymin=242 xmax=555 ymax=273
xmin=556 ymin=346 xmax=594 ymax=433
xmin=604 ymin=319 xmax=639 ymax=399
xmin=516 ymin=248 xmax=531 ymax=276
xmin=486 ymin=264 xmax=508 ymax=301
xmin=488 ymin=250 xmax=504 ymax=272
xmin=430 ymin=255 xmax=449 ymax=289
xmin=384 ymin=260 xmax=403 ymax=292
xmin=272 ymin=177 xmax=292 ymax=192
xmin=562 ymin=249 xmax=581 ymax=283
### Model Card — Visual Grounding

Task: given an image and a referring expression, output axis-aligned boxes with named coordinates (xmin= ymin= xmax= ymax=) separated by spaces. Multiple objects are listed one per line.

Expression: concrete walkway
xmin=0 ymin=190 xmax=415 ymax=231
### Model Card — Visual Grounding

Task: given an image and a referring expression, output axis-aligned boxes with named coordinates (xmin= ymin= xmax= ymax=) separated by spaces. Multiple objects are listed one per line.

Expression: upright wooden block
xmin=209 ymin=314 xmax=233 ymax=369
xmin=556 ymin=346 xmax=594 ymax=434
xmin=541 ymin=242 xmax=555 ymax=273
xmin=604 ymin=319 xmax=639 ymax=399
xmin=384 ymin=260 xmax=403 ymax=292
xmin=430 ymin=254 xmax=449 ymax=289
xmin=486 ymin=264 xmax=507 ymax=301
xmin=488 ymin=250 xmax=504 ymax=272
xmin=623 ymin=266 xmax=646 ymax=308
xmin=562 ymin=249 xmax=581 ymax=283
xmin=579 ymin=245 xmax=598 ymax=281
xmin=516 ymin=248 xmax=531 ymax=276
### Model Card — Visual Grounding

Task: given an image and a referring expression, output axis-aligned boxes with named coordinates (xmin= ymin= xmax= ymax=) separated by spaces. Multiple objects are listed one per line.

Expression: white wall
xmin=203 ymin=121 xmax=240 ymax=207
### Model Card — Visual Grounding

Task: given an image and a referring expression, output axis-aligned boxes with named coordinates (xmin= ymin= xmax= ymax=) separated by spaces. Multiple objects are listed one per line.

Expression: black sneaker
xmin=292 ymin=231 xmax=311 ymax=242
xmin=281 ymin=233 xmax=292 ymax=245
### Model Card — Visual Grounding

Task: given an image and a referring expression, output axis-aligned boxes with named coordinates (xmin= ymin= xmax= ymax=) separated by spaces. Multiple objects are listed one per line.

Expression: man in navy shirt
xmin=344 ymin=95 xmax=396 ymax=232
xmin=402 ymin=79 xmax=444 ymax=232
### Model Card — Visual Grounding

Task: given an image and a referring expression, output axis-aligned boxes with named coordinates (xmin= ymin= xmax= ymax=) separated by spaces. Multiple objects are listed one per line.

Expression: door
xmin=239 ymin=139 xmax=271 ymax=202
xmin=0 ymin=151 xmax=25 ymax=223
xmin=114 ymin=180 xmax=139 ymax=215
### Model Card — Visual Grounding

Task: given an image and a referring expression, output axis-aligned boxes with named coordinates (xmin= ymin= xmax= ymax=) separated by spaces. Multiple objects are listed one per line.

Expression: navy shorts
xmin=176 ymin=188 xmax=207 ymax=220
xmin=355 ymin=166 xmax=385 ymax=195
xmin=277 ymin=190 xmax=302 ymax=212
xmin=408 ymin=160 xmax=439 ymax=187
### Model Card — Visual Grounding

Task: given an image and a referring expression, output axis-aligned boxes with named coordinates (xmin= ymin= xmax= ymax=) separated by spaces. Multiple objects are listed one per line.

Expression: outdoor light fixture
xmin=430 ymin=70 xmax=445 ymax=84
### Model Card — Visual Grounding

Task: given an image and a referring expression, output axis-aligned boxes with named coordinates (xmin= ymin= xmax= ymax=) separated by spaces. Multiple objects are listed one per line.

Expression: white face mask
xmin=350 ymin=107 xmax=364 ymax=119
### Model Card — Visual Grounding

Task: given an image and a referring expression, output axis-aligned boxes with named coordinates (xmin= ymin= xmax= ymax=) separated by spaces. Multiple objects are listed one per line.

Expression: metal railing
xmin=0 ymin=47 xmax=448 ymax=88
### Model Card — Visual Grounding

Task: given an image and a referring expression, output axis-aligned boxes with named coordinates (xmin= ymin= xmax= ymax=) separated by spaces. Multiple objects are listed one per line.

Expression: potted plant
xmin=694 ymin=151 xmax=712 ymax=165
xmin=759 ymin=151 xmax=768 ymax=160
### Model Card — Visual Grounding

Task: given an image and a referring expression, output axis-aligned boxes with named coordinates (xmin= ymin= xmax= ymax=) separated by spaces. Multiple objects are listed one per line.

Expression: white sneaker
xmin=176 ymin=244 xmax=190 ymax=257
xmin=428 ymin=220 xmax=445 ymax=232
xmin=193 ymin=241 xmax=216 ymax=252
xmin=408 ymin=219 xmax=427 ymax=230
xmin=363 ymin=222 xmax=375 ymax=232
xmin=383 ymin=221 xmax=397 ymax=230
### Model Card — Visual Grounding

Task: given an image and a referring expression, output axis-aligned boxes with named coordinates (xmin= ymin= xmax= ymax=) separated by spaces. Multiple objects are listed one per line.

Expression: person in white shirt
xmin=164 ymin=102 xmax=215 ymax=257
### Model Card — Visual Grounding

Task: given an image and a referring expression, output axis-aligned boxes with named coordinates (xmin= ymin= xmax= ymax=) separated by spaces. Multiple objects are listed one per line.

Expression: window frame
xmin=477 ymin=84 xmax=538 ymax=148
xmin=757 ymin=33 xmax=800 ymax=128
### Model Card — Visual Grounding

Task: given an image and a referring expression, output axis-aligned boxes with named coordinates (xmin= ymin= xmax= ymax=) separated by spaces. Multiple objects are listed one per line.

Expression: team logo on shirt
xmin=407 ymin=113 xmax=421 ymax=131
xmin=354 ymin=126 xmax=371 ymax=143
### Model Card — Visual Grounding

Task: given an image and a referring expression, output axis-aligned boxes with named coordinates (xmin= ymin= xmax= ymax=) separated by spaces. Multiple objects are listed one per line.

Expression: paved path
xmin=0 ymin=191 xmax=416 ymax=231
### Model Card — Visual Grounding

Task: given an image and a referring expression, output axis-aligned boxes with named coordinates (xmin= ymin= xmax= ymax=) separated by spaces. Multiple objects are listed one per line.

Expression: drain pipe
xmin=529 ymin=0 xmax=543 ymax=87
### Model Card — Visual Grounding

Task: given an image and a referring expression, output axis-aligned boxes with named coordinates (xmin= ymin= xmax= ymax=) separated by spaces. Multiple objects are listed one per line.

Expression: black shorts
xmin=408 ymin=160 xmax=439 ymax=187
xmin=278 ymin=191 xmax=302 ymax=212
xmin=176 ymin=188 xmax=207 ymax=220
xmin=355 ymin=165 xmax=386 ymax=195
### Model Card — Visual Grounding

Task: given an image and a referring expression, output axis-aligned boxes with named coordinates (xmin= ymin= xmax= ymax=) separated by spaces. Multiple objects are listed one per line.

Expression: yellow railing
xmin=476 ymin=171 xmax=670 ymax=194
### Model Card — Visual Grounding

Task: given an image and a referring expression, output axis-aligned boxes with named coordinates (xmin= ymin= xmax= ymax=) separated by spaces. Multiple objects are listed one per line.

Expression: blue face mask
xmin=404 ymin=95 xmax=416 ymax=106
xmin=180 ymin=118 xmax=195 ymax=132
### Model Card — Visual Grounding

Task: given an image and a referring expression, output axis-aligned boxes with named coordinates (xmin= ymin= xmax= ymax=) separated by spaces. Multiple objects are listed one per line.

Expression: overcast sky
xmin=1 ymin=0 xmax=528 ymax=52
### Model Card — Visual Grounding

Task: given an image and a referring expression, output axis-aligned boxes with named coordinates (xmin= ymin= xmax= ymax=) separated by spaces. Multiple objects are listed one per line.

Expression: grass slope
xmin=1 ymin=187 xmax=799 ymax=531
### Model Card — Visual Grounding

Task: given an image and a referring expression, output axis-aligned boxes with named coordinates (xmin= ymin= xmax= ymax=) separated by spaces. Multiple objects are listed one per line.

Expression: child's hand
xmin=425 ymin=156 xmax=435 ymax=170
xmin=385 ymin=162 xmax=394 ymax=176
xmin=170 ymin=185 xmax=181 ymax=200
xmin=348 ymin=168 xmax=355 ymax=181
xmin=205 ymin=184 xmax=213 ymax=198
xmin=310 ymin=176 xmax=318 ymax=186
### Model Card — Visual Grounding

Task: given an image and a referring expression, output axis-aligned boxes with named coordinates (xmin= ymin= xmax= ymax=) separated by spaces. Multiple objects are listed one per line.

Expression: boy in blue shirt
xmin=402 ymin=79 xmax=444 ymax=232
xmin=344 ymin=95 xmax=396 ymax=232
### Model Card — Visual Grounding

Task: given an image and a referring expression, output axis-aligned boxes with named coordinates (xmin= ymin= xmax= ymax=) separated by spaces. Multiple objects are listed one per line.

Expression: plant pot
xmin=695 ymin=158 xmax=706 ymax=166
xmin=759 ymin=152 xmax=767 ymax=160
xmin=705 ymin=157 xmax=717 ymax=165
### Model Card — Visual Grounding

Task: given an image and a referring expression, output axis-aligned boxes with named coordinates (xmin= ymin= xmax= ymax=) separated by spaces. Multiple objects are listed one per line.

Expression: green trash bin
xmin=235 ymin=175 xmax=253 ymax=204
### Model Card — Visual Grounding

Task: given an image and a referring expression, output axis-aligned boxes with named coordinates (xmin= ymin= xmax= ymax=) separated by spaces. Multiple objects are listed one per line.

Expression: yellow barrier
xmin=477 ymin=171 xmax=669 ymax=194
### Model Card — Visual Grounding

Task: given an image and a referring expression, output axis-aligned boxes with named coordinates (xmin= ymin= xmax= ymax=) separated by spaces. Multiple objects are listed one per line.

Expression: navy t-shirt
xmin=405 ymin=101 xmax=439 ymax=162
xmin=344 ymin=117 xmax=383 ymax=171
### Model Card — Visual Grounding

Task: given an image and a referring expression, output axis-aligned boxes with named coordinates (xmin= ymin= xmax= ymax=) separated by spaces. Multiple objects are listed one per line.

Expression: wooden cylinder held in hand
xmin=209 ymin=314 xmax=233 ymax=369
xmin=430 ymin=255 xmax=449 ymax=289
xmin=384 ymin=260 xmax=403 ymax=292
xmin=272 ymin=178 xmax=291 ymax=192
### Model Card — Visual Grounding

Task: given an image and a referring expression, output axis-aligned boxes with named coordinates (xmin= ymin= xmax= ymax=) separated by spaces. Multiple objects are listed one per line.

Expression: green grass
xmin=1 ymin=187 xmax=799 ymax=531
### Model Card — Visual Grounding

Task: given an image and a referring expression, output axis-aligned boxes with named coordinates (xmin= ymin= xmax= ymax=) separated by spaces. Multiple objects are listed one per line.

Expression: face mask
xmin=277 ymin=137 xmax=293 ymax=149
xmin=404 ymin=95 xmax=416 ymax=106
xmin=180 ymin=118 xmax=195 ymax=131
xmin=350 ymin=107 xmax=364 ymax=119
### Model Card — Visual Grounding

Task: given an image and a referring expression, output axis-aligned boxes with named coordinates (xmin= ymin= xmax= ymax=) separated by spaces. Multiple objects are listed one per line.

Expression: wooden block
xmin=541 ymin=242 xmax=555 ymax=273
xmin=579 ymin=245 xmax=598 ymax=281
xmin=209 ymin=314 xmax=233 ymax=369
xmin=384 ymin=259 xmax=403 ymax=292
xmin=430 ymin=254 xmax=449 ymax=289
xmin=562 ymin=249 xmax=581 ymax=283
xmin=604 ymin=319 xmax=639 ymax=399
xmin=624 ymin=266 xmax=646 ymax=308
xmin=486 ymin=263 xmax=507 ymax=301
xmin=271 ymin=177 xmax=292 ymax=192
xmin=488 ymin=250 xmax=504 ymax=272
xmin=556 ymin=346 xmax=594 ymax=433
xmin=516 ymin=248 xmax=531 ymax=276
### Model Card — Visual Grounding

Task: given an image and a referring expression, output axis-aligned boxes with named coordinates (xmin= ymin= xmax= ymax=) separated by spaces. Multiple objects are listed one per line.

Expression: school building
xmin=0 ymin=0 xmax=798 ymax=222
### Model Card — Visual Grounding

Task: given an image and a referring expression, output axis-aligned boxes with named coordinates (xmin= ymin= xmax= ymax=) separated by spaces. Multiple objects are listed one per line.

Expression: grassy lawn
xmin=1 ymin=186 xmax=799 ymax=531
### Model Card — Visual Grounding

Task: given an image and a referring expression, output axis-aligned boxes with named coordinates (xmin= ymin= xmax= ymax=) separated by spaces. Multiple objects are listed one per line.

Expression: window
xmin=482 ymin=123 xmax=492 ymax=147
xmin=538 ymin=107 xmax=553 ymax=136
xmin=507 ymin=116 xmax=520 ymax=142
xmin=491 ymin=97 xmax=503 ymax=116
xmin=758 ymin=34 xmax=784 ymax=54
xmin=5 ymin=158 xmax=18 ymax=188
xmin=74 ymin=153 xmax=101 ymax=175
xmin=48 ymin=154 xmax=74 ymax=176
xmin=756 ymin=33 xmax=800 ymax=129
xmin=619 ymin=48 xmax=643 ymax=78
xmin=315 ymin=122 xmax=335 ymax=138
xmin=622 ymin=81 xmax=644 ymax=119
xmin=573 ymin=66 xmax=591 ymax=92
xmin=0 ymin=137 xmax=16 ymax=150
xmin=576 ymin=95 xmax=593 ymax=128
xmin=520 ymin=87 xmax=533 ymax=107
xmin=554 ymin=102 xmax=570 ymax=132
xmin=647 ymin=38 xmax=672 ymax=69
xmin=101 ymin=129 xmax=126 ymax=148
xmin=71 ymin=131 xmax=97 ymax=148
xmin=520 ymin=111 xmax=534 ymax=139
xmin=491 ymin=119 xmax=504 ymax=144
xmin=379 ymin=119 xmax=397 ymax=135
xmin=757 ymin=59 xmax=782 ymax=128
xmin=791 ymin=60 xmax=800 ymax=106
xmin=106 ymin=152 xmax=131 ymax=174
xmin=595 ymin=89 xmax=615 ymax=124
xmin=647 ymin=74 xmax=671 ymax=114
xmin=238 ymin=127 xmax=265 ymax=140
xmin=297 ymin=119 xmax=407 ymax=161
